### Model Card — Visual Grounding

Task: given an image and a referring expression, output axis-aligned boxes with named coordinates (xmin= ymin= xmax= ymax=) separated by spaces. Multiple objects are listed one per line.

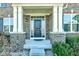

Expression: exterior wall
xmin=49 ymin=14 xmax=52 ymax=32
xmin=23 ymin=15 xmax=30 ymax=39
xmin=0 ymin=4 xmax=13 ymax=18
xmin=46 ymin=14 xmax=52 ymax=39
xmin=10 ymin=33 xmax=26 ymax=52
xmin=46 ymin=15 xmax=50 ymax=39
xmin=49 ymin=32 xmax=79 ymax=43
xmin=49 ymin=33 xmax=66 ymax=43
xmin=66 ymin=32 xmax=79 ymax=37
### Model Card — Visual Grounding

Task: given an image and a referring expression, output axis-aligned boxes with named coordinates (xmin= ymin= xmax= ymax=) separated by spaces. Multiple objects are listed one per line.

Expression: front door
xmin=30 ymin=16 xmax=46 ymax=39
xmin=34 ymin=19 xmax=41 ymax=37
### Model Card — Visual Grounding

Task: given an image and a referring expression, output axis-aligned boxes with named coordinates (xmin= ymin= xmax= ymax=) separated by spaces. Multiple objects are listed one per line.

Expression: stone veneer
xmin=46 ymin=14 xmax=52 ymax=39
xmin=23 ymin=15 xmax=30 ymax=39
xmin=10 ymin=32 xmax=26 ymax=52
xmin=66 ymin=32 xmax=79 ymax=37
xmin=49 ymin=32 xmax=79 ymax=43
xmin=49 ymin=32 xmax=66 ymax=43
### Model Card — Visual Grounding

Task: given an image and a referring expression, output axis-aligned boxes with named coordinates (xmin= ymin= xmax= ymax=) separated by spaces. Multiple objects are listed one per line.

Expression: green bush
xmin=0 ymin=44 xmax=3 ymax=53
xmin=66 ymin=36 xmax=79 ymax=47
xmin=52 ymin=36 xmax=79 ymax=56
xmin=66 ymin=36 xmax=79 ymax=56
xmin=52 ymin=42 xmax=74 ymax=56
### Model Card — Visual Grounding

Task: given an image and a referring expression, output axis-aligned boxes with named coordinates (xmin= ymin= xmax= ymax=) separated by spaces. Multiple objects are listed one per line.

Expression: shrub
xmin=52 ymin=36 xmax=79 ymax=56
xmin=66 ymin=36 xmax=79 ymax=47
xmin=52 ymin=42 xmax=74 ymax=56
xmin=0 ymin=44 xmax=3 ymax=53
xmin=66 ymin=36 xmax=79 ymax=56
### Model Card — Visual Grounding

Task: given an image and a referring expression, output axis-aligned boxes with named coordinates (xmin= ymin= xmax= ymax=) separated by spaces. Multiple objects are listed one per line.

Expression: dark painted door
xmin=34 ymin=19 xmax=41 ymax=37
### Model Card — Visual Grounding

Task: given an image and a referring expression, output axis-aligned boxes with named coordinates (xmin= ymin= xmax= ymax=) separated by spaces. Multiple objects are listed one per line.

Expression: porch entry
xmin=30 ymin=16 xmax=46 ymax=40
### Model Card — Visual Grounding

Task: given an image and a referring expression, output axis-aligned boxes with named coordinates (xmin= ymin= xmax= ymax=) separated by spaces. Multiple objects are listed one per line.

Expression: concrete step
xmin=29 ymin=48 xmax=45 ymax=56
xmin=23 ymin=40 xmax=52 ymax=49
xmin=25 ymin=40 xmax=51 ymax=44
xmin=45 ymin=49 xmax=53 ymax=56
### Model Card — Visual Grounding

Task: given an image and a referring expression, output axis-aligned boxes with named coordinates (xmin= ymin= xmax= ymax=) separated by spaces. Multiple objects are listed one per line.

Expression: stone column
xmin=58 ymin=6 xmax=63 ymax=32
xmin=18 ymin=6 xmax=23 ymax=32
xmin=13 ymin=6 xmax=18 ymax=32
xmin=53 ymin=6 xmax=58 ymax=32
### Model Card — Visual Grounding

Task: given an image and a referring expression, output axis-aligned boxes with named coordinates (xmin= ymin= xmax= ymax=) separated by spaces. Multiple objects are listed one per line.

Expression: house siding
xmin=10 ymin=33 xmax=26 ymax=52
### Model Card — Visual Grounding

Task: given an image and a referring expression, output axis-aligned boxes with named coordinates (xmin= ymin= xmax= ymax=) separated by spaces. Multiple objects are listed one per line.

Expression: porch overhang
xmin=12 ymin=3 xmax=64 ymax=33
xmin=12 ymin=3 xmax=63 ymax=7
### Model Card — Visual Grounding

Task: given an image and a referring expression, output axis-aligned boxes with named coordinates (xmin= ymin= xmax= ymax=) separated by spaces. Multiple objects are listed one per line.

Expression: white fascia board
xmin=12 ymin=3 xmax=63 ymax=7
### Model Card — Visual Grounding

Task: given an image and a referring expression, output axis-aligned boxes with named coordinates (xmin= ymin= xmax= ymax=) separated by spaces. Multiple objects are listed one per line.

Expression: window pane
xmin=4 ymin=25 xmax=9 ymax=32
xmin=72 ymin=24 xmax=77 ymax=31
xmin=10 ymin=18 xmax=13 ymax=25
xmin=72 ymin=14 xmax=79 ymax=32
xmin=64 ymin=24 xmax=70 ymax=32
xmin=0 ymin=18 xmax=3 ymax=32
xmin=63 ymin=14 xmax=71 ymax=24
xmin=77 ymin=24 xmax=79 ymax=31
xmin=63 ymin=14 xmax=71 ymax=32
xmin=10 ymin=25 xmax=13 ymax=32
xmin=0 ymin=3 xmax=7 ymax=8
xmin=3 ymin=18 xmax=13 ymax=32
xmin=3 ymin=18 xmax=9 ymax=25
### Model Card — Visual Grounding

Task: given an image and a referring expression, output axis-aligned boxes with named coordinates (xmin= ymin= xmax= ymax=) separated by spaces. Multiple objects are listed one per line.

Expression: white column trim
xmin=31 ymin=19 xmax=34 ymax=36
xmin=18 ymin=6 xmax=23 ymax=32
xmin=9 ymin=15 xmax=10 ymax=32
xmin=70 ymin=10 xmax=73 ymax=32
xmin=58 ymin=6 xmax=63 ymax=32
xmin=41 ymin=18 xmax=46 ymax=38
xmin=53 ymin=6 xmax=58 ymax=32
xmin=13 ymin=6 xmax=18 ymax=32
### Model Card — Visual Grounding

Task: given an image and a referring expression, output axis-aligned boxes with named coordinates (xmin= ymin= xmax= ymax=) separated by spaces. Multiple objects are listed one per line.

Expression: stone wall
xmin=49 ymin=33 xmax=66 ymax=43
xmin=49 ymin=32 xmax=79 ymax=43
xmin=66 ymin=32 xmax=79 ymax=37
xmin=46 ymin=15 xmax=50 ymax=39
xmin=46 ymin=14 xmax=52 ymax=39
xmin=10 ymin=33 xmax=26 ymax=52
xmin=23 ymin=15 xmax=30 ymax=39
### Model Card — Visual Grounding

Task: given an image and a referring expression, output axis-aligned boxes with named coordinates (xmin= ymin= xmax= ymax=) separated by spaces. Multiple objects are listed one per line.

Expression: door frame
xmin=30 ymin=15 xmax=46 ymax=40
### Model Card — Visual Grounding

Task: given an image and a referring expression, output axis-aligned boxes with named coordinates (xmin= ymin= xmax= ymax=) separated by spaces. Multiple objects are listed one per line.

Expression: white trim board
xmin=24 ymin=13 xmax=51 ymax=16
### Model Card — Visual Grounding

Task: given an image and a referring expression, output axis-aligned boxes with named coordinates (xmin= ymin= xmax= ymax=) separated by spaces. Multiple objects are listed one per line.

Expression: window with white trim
xmin=63 ymin=14 xmax=79 ymax=32
xmin=3 ymin=18 xmax=13 ymax=32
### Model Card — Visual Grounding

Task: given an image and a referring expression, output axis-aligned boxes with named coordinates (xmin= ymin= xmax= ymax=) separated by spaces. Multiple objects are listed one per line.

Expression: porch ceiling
xmin=23 ymin=6 xmax=52 ymax=15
